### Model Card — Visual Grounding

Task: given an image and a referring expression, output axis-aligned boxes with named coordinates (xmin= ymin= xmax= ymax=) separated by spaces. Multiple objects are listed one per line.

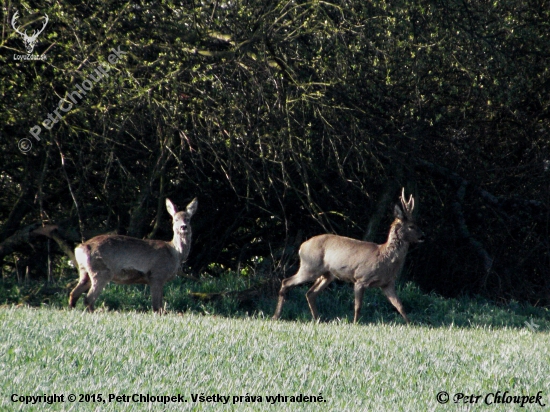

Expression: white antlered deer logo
xmin=11 ymin=11 xmax=49 ymax=54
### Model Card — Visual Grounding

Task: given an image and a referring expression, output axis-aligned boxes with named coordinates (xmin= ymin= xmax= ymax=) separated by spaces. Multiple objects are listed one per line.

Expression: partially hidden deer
xmin=273 ymin=189 xmax=424 ymax=324
xmin=69 ymin=198 xmax=198 ymax=312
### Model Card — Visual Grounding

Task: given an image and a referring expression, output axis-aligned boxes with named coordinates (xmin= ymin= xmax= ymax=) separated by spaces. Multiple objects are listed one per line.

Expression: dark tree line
xmin=1 ymin=0 xmax=549 ymax=303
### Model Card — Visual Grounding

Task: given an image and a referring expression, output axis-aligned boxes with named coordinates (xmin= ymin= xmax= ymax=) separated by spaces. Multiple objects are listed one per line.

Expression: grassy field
xmin=1 ymin=276 xmax=550 ymax=410
xmin=3 ymin=275 xmax=550 ymax=329
xmin=1 ymin=301 xmax=550 ymax=411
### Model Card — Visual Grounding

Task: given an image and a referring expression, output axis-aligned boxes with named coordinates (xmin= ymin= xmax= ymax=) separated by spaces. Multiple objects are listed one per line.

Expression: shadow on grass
xmin=173 ymin=278 xmax=550 ymax=332
xmin=2 ymin=276 xmax=549 ymax=331
xmin=257 ymin=281 xmax=550 ymax=331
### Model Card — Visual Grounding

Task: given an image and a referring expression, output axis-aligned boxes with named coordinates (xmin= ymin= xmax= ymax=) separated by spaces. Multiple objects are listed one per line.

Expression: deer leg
xmin=305 ymin=273 xmax=334 ymax=320
xmin=273 ymin=267 xmax=318 ymax=320
xmin=69 ymin=271 xmax=91 ymax=308
xmin=353 ymin=283 xmax=366 ymax=323
xmin=150 ymin=282 xmax=164 ymax=314
xmin=84 ymin=272 xmax=110 ymax=312
xmin=381 ymin=284 xmax=409 ymax=324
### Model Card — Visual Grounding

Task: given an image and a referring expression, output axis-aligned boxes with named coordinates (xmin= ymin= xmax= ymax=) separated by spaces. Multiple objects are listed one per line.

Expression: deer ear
xmin=186 ymin=198 xmax=198 ymax=217
xmin=394 ymin=204 xmax=404 ymax=220
xmin=166 ymin=198 xmax=178 ymax=217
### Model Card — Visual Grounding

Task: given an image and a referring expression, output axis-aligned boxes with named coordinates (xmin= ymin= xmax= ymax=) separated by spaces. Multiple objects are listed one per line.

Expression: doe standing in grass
xmin=69 ymin=198 xmax=198 ymax=313
xmin=273 ymin=188 xmax=424 ymax=324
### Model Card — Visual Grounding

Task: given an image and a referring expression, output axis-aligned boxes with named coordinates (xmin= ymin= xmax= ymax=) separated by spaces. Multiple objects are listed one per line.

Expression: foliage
xmin=0 ymin=0 xmax=549 ymax=303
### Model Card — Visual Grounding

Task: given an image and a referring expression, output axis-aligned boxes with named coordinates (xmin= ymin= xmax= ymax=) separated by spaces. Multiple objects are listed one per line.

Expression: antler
xmin=32 ymin=14 xmax=49 ymax=39
xmin=11 ymin=11 xmax=25 ymax=36
xmin=11 ymin=12 xmax=48 ymax=38
xmin=400 ymin=187 xmax=415 ymax=218
xmin=11 ymin=11 xmax=48 ymax=54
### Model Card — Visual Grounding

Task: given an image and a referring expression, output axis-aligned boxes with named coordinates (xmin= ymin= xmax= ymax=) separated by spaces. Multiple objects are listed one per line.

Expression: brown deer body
xmin=273 ymin=189 xmax=424 ymax=323
xmin=69 ymin=198 xmax=198 ymax=312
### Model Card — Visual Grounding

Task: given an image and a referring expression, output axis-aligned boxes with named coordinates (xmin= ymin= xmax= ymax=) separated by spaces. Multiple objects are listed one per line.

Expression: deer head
xmin=11 ymin=11 xmax=49 ymax=54
xmin=394 ymin=188 xmax=425 ymax=244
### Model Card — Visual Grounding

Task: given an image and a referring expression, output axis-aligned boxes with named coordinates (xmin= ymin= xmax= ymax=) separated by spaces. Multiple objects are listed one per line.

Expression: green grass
xmin=1 ymin=306 xmax=549 ymax=411
xmin=2 ymin=276 xmax=550 ymax=330
xmin=2 ymin=275 xmax=550 ymax=410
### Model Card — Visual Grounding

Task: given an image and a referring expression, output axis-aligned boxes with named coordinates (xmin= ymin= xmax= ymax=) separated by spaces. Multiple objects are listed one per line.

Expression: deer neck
xmin=380 ymin=221 xmax=409 ymax=264
xmin=171 ymin=231 xmax=191 ymax=260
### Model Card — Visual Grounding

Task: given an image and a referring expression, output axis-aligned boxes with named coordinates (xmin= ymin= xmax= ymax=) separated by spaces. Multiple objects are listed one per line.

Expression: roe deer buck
xmin=273 ymin=189 xmax=424 ymax=324
xmin=69 ymin=198 xmax=198 ymax=312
